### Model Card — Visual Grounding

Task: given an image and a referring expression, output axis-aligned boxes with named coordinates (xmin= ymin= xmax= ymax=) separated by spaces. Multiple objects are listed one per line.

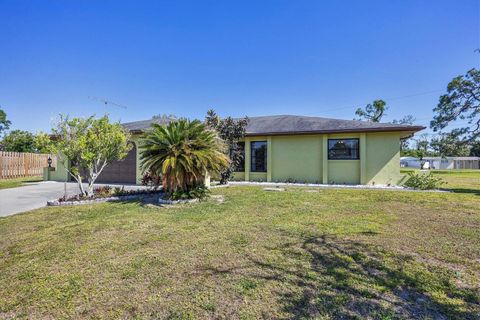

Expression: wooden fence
xmin=0 ymin=152 xmax=57 ymax=179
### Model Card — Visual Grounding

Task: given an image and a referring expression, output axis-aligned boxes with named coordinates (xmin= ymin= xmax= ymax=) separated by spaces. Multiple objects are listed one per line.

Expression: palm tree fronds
xmin=140 ymin=119 xmax=229 ymax=194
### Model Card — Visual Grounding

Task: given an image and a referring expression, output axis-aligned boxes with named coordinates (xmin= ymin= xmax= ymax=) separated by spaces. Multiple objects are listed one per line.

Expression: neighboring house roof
xmin=400 ymin=157 xmax=420 ymax=161
xmin=422 ymin=156 xmax=480 ymax=160
xmin=123 ymin=114 xmax=425 ymax=136
xmin=449 ymin=157 xmax=480 ymax=160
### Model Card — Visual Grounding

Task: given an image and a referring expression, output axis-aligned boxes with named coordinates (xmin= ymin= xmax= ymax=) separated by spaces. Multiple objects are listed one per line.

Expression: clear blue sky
xmin=1 ymin=0 xmax=479 ymax=134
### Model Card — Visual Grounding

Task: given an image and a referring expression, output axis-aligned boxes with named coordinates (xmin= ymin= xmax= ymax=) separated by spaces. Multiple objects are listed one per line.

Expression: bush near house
xmin=404 ymin=171 xmax=445 ymax=190
xmin=141 ymin=170 xmax=162 ymax=189
xmin=204 ymin=109 xmax=248 ymax=184
xmin=402 ymin=169 xmax=480 ymax=194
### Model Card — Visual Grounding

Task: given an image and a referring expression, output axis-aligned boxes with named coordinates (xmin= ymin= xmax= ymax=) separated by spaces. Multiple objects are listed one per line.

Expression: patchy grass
xmin=402 ymin=169 xmax=480 ymax=194
xmin=0 ymin=176 xmax=43 ymax=190
xmin=0 ymin=186 xmax=479 ymax=319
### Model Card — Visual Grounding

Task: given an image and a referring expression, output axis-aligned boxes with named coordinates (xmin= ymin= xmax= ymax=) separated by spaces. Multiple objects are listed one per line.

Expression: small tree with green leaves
xmin=45 ymin=115 xmax=131 ymax=196
xmin=33 ymin=132 xmax=54 ymax=154
xmin=355 ymin=100 xmax=387 ymax=122
xmin=205 ymin=109 xmax=248 ymax=184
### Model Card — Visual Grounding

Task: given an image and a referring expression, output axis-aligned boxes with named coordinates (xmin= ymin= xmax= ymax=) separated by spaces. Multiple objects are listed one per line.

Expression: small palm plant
xmin=140 ymin=119 xmax=229 ymax=195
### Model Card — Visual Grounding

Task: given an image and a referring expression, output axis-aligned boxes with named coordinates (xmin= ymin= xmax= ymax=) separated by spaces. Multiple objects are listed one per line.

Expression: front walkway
xmin=0 ymin=181 xmax=145 ymax=217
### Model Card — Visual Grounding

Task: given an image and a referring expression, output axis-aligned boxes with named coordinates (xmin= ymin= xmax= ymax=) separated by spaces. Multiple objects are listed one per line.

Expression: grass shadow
xmin=202 ymin=234 xmax=479 ymax=319
xmin=441 ymin=188 xmax=480 ymax=195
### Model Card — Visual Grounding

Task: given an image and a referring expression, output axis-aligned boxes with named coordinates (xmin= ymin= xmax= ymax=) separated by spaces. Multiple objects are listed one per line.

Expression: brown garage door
xmin=94 ymin=144 xmax=137 ymax=184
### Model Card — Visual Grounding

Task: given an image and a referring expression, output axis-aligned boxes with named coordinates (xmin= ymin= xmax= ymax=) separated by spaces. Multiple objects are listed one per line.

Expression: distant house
xmin=421 ymin=157 xmax=480 ymax=170
xmin=400 ymin=156 xmax=421 ymax=168
xmin=400 ymin=156 xmax=480 ymax=170
xmin=452 ymin=157 xmax=480 ymax=169
xmin=47 ymin=114 xmax=425 ymax=186
xmin=421 ymin=157 xmax=451 ymax=170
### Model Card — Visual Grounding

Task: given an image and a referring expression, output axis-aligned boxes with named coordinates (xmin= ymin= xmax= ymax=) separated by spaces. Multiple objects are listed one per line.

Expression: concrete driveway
xmin=0 ymin=181 xmax=146 ymax=217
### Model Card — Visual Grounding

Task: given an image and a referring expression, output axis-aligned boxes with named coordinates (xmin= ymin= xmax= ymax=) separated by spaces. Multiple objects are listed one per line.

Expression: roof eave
xmin=244 ymin=126 xmax=426 ymax=137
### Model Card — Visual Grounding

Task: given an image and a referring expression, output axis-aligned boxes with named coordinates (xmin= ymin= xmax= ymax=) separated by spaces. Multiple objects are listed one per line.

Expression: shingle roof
xmin=242 ymin=115 xmax=424 ymax=136
xmin=122 ymin=114 xmax=425 ymax=136
xmin=122 ymin=117 xmax=172 ymax=132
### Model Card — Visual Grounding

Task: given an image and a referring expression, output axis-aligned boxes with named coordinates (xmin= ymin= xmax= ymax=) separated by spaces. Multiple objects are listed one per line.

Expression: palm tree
xmin=140 ymin=119 xmax=229 ymax=194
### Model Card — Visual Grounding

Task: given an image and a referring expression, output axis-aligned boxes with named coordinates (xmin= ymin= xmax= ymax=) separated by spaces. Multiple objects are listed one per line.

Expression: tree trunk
xmin=86 ymin=168 xmax=96 ymax=197
xmin=86 ymin=160 xmax=108 ymax=197
xmin=86 ymin=182 xmax=94 ymax=197
xmin=76 ymin=175 xmax=86 ymax=196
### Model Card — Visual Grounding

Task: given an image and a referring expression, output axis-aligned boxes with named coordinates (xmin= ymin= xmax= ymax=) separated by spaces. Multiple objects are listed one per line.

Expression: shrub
xmin=170 ymin=185 xmax=210 ymax=201
xmin=141 ymin=171 xmax=162 ymax=189
xmin=404 ymin=171 xmax=445 ymax=190
xmin=93 ymin=185 xmax=114 ymax=196
xmin=205 ymin=109 xmax=248 ymax=184
xmin=57 ymin=186 xmax=161 ymax=202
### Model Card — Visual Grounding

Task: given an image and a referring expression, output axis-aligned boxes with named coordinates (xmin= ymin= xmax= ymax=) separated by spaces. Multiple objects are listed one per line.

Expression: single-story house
xmin=47 ymin=115 xmax=425 ymax=185
xmin=421 ymin=157 xmax=451 ymax=170
xmin=452 ymin=157 xmax=480 ymax=169
xmin=422 ymin=156 xmax=480 ymax=170
xmin=400 ymin=156 xmax=421 ymax=168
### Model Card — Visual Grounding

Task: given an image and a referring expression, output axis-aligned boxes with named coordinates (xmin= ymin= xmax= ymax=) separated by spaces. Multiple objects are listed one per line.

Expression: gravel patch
xmin=222 ymin=181 xmax=448 ymax=192
xmin=229 ymin=181 xmax=406 ymax=190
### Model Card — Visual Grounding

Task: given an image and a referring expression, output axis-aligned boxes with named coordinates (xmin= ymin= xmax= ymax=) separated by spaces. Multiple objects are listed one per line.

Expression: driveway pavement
xmin=0 ymin=181 xmax=146 ymax=217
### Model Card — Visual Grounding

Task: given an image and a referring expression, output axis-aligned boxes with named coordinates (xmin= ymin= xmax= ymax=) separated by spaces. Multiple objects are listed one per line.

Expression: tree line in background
xmin=0 ymin=110 xmax=51 ymax=153
xmin=354 ymin=68 xmax=480 ymax=158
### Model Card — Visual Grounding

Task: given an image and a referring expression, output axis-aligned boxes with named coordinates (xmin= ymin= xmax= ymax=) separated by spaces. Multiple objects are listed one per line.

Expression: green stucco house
xmin=48 ymin=115 xmax=424 ymax=186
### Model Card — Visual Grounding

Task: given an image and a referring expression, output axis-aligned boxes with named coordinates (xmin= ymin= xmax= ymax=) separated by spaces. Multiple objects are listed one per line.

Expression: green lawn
xmin=0 ymin=185 xmax=479 ymax=319
xmin=401 ymin=169 xmax=480 ymax=194
xmin=0 ymin=176 xmax=43 ymax=190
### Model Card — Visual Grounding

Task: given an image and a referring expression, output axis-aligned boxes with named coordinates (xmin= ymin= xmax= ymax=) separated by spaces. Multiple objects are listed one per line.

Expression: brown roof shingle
xmin=122 ymin=114 xmax=425 ymax=136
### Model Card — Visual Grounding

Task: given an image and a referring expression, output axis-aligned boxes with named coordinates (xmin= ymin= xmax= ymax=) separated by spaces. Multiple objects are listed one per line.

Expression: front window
xmin=251 ymin=141 xmax=267 ymax=172
xmin=328 ymin=139 xmax=359 ymax=160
